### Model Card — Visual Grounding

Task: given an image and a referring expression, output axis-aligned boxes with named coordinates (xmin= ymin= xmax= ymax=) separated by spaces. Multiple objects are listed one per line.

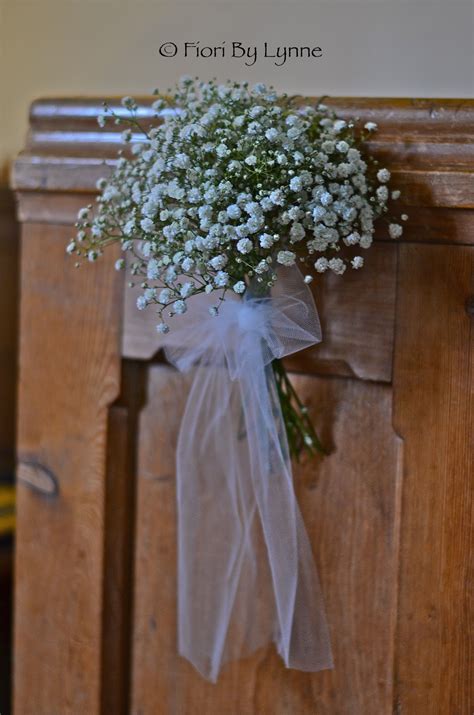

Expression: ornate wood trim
xmin=11 ymin=98 xmax=474 ymax=219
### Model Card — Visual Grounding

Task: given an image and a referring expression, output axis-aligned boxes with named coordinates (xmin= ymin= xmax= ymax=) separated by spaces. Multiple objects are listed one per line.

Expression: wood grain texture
xmin=131 ymin=365 xmax=402 ymax=715
xmin=14 ymin=223 xmax=122 ymax=715
xmin=11 ymin=98 xmax=474 ymax=212
xmin=393 ymin=244 xmax=474 ymax=714
xmin=15 ymin=192 xmax=474 ymax=249
xmin=11 ymin=96 xmax=474 ymax=715
xmin=101 ymin=361 xmax=147 ymax=715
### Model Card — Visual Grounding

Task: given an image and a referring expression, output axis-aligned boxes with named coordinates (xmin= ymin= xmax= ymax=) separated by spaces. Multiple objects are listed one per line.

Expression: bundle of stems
xmin=272 ymin=358 xmax=325 ymax=461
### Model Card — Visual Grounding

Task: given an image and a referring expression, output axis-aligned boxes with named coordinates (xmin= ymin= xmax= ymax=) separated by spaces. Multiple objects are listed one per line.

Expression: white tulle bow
xmin=163 ymin=266 xmax=333 ymax=681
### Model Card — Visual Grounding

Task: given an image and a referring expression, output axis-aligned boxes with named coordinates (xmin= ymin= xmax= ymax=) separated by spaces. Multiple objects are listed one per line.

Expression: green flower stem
xmin=272 ymin=358 xmax=326 ymax=461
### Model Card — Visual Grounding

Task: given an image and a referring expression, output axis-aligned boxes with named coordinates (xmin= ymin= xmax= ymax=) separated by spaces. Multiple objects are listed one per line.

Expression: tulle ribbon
xmin=163 ymin=266 xmax=333 ymax=682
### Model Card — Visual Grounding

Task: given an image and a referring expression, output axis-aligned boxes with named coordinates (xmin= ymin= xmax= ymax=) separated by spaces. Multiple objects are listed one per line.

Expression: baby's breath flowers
xmin=69 ymin=76 xmax=405 ymax=458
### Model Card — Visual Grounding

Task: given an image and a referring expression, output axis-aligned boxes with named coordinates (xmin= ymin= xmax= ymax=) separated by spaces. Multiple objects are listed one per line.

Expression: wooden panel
xmin=122 ymin=243 xmax=397 ymax=383
xmin=14 ymin=223 xmax=122 ymax=714
xmin=377 ymin=207 xmax=474 ymax=246
xmin=290 ymin=243 xmax=397 ymax=380
xmin=12 ymin=98 xmax=474 ymax=213
xmin=131 ymin=364 xmax=402 ymax=715
xmin=16 ymin=192 xmax=474 ymax=247
xmin=101 ymin=361 xmax=147 ymax=715
xmin=0 ymin=188 xmax=19 ymax=481
xmin=393 ymin=244 xmax=473 ymax=714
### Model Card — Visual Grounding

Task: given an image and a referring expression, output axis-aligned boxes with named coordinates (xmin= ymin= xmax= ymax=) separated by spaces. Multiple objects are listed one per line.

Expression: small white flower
xmin=336 ymin=140 xmax=349 ymax=153
xmin=265 ymin=128 xmax=279 ymax=141
xmin=216 ymin=143 xmax=229 ymax=157
xmin=156 ymin=322 xmax=170 ymax=334
xmin=115 ymin=259 xmax=125 ymax=271
xmin=304 ymin=275 xmax=314 ymax=284
xmin=269 ymin=189 xmax=285 ymax=206
xmin=136 ymin=295 xmax=147 ymax=310
xmin=351 ymin=256 xmax=364 ymax=269
xmin=173 ymin=300 xmax=187 ymax=314
xmin=205 ymin=284 xmax=214 ymax=294
xmin=124 ymin=219 xmax=135 ymax=236
xmin=321 ymin=140 xmax=335 ymax=153
xmin=377 ymin=168 xmax=391 ymax=183
xmin=344 ymin=231 xmax=360 ymax=246
xmin=140 ymin=217 xmax=154 ymax=232
xmin=121 ymin=129 xmax=132 ymax=143
xmin=66 ymin=241 xmax=76 ymax=255
xmin=226 ymin=204 xmax=241 ymax=220
xmin=388 ymin=223 xmax=403 ymax=239
xmin=276 ymin=250 xmax=296 ymax=267
xmin=181 ymin=257 xmax=195 ymax=272
xmin=180 ymin=282 xmax=194 ymax=298
xmin=147 ymin=259 xmax=160 ymax=280
xmin=333 ymin=119 xmax=347 ymax=133
xmin=255 ymin=259 xmax=269 ymax=274
xmin=121 ymin=96 xmax=136 ymax=109
xmin=244 ymin=155 xmax=257 ymax=166
xmin=237 ymin=238 xmax=252 ymax=254
xmin=259 ymin=233 xmax=274 ymax=249
xmin=364 ymin=121 xmax=378 ymax=131
xmin=290 ymin=222 xmax=305 ymax=242
xmin=210 ymin=254 xmax=228 ymax=270
xmin=329 ymin=258 xmax=346 ymax=275
xmin=401 ymin=213 xmax=409 ymax=221
xmin=391 ymin=190 xmax=401 ymax=200
xmin=246 ymin=216 xmax=264 ymax=233
xmin=314 ymin=257 xmax=329 ymax=273
xmin=209 ymin=306 xmax=218 ymax=316
xmin=233 ymin=281 xmax=246 ymax=294
xmin=151 ymin=98 xmax=165 ymax=112
xmin=312 ymin=206 xmax=326 ymax=221
xmin=88 ymin=250 xmax=98 ymax=262
xmin=158 ymin=289 xmax=172 ymax=304
xmin=97 ymin=114 xmax=107 ymax=128
xmin=214 ymin=271 xmax=229 ymax=287
xmin=376 ymin=185 xmax=389 ymax=202
xmin=287 ymin=126 xmax=301 ymax=140
xmin=77 ymin=207 xmax=89 ymax=221
xmin=289 ymin=176 xmax=303 ymax=192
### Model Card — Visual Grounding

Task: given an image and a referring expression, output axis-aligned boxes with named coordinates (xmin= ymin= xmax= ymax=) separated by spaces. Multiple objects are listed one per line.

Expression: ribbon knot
xmin=163 ymin=266 xmax=333 ymax=682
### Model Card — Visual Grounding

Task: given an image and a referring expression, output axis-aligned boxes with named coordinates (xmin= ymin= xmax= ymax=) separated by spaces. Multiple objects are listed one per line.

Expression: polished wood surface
xmin=12 ymin=98 xmax=474 ymax=211
xmin=131 ymin=366 xmax=402 ymax=715
xmin=11 ymin=98 xmax=474 ymax=714
xmin=393 ymin=244 xmax=473 ymax=714
xmin=14 ymin=223 xmax=122 ymax=714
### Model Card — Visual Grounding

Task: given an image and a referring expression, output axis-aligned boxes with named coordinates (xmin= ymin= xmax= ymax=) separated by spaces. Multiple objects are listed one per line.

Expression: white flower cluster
xmin=70 ymin=77 xmax=404 ymax=332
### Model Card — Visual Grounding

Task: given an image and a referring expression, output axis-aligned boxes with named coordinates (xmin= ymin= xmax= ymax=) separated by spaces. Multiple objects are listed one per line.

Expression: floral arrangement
xmin=68 ymin=76 xmax=405 ymax=457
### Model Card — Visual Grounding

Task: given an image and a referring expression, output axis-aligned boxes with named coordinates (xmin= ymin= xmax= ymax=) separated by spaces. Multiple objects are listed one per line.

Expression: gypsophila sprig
xmin=70 ymin=77 xmax=406 ymax=460
xmin=70 ymin=77 xmax=405 ymax=333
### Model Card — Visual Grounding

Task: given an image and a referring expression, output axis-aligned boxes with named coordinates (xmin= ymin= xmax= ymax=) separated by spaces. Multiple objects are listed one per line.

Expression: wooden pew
xmin=11 ymin=97 xmax=474 ymax=714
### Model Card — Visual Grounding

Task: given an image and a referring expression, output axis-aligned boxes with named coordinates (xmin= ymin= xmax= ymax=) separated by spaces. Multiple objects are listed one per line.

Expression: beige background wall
xmin=0 ymin=0 xmax=473 ymax=180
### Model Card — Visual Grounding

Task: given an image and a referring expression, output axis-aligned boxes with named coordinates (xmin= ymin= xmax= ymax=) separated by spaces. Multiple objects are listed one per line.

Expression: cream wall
xmin=1 ymin=0 xmax=473 ymax=179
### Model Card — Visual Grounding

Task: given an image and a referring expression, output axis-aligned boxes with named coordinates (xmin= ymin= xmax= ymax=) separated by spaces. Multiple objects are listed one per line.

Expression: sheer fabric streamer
xmin=163 ymin=265 xmax=334 ymax=682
